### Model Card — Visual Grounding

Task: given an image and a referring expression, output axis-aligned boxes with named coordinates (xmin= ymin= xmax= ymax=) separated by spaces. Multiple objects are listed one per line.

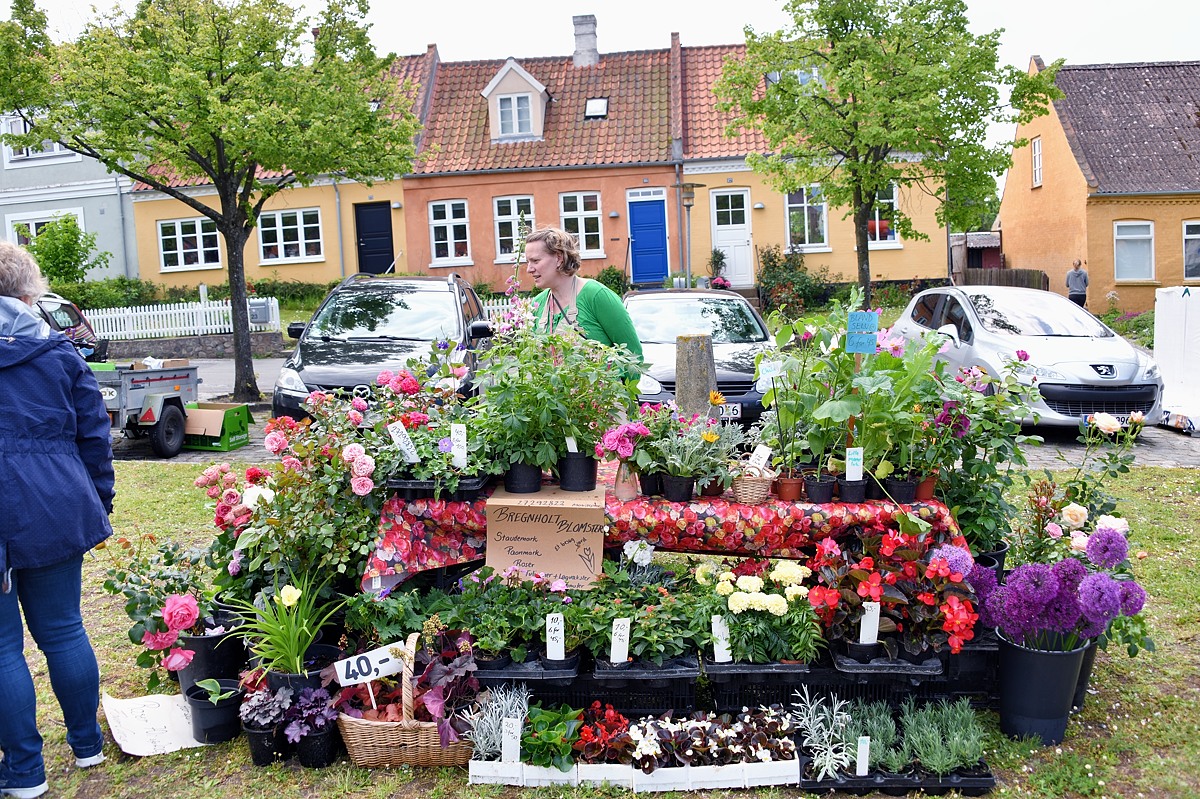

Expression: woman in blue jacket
xmin=0 ymin=242 xmax=112 ymax=798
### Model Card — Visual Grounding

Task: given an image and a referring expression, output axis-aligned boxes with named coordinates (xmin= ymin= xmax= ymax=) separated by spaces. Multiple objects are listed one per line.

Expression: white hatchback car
xmin=890 ymin=286 xmax=1163 ymax=427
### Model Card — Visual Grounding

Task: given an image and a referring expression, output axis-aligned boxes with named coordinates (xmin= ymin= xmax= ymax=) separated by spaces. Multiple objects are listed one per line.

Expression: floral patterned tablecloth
xmin=361 ymin=465 xmax=960 ymax=593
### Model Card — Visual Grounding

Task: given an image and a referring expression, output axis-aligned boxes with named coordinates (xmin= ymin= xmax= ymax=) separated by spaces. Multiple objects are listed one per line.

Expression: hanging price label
xmin=748 ymin=444 xmax=773 ymax=470
xmin=386 ymin=420 xmax=420 ymax=463
xmin=609 ymin=618 xmax=631 ymax=665
xmin=846 ymin=447 xmax=864 ymax=482
xmin=856 ymin=736 xmax=871 ymax=776
xmin=501 ymin=717 xmax=522 ymax=763
xmin=758 ymin=359 xmax=784 ymax=379
xmin=450 ymin=423 xmax=468 ymax=469
xmin=333 ymin=642 xmax=406 ymax=686
xmin=565 ymin=436 xmax=578 ymax=454
xmin=546 ymin=613 xmax=565 ymax=661
xmin=711 ymin=615 xmax=733 ymax=663
xmin=859 ymin=601 xmax=881 ymax=645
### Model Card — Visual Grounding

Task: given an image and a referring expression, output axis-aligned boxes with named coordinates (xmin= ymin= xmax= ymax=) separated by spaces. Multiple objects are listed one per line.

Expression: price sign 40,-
xmin=334 ymin=643 xmax=406 ymax=686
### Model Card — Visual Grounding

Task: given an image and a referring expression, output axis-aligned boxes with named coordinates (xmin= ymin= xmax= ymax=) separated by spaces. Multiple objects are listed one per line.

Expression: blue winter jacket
xmin=0 ymin=296 xmax=113 ymax=574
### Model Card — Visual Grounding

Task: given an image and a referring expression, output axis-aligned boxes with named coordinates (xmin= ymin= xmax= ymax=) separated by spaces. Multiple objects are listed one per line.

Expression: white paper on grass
xmin=101 ymin=692 xmax=206 ymax=756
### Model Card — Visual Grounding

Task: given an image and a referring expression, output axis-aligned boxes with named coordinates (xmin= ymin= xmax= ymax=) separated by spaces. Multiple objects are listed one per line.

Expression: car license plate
xmin=1112 ymin=414 xmax=1130 ymax=427
xmin=719 ymin=403 xmax=742 ymax=420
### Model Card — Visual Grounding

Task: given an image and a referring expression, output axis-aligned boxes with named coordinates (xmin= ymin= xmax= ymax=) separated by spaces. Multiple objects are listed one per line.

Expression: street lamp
xmin=673 ymin=182 xmax=705 ymax=286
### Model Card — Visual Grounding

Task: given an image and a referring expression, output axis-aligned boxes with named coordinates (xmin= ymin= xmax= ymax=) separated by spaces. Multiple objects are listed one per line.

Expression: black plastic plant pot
xmin=844 ymin=640 xmax=881 ymax=664
xmin=557 ymin=453 xmax=598 ymax=492
xmin=265 ymin=644 xmax=343 ymax=695
xmin=836 ymin=477 xmax=868 ymax=504
xmin=1072 ymin=641 xmax=1099 ymax=711
xmin=883 ymin=476 xmax=918 ymax=504
xmin=296 ymin=724 xmax=339 ymax=768
xmin=998 ymin=634 xmax=1088 ymax=745
xmin=981 ymin=540 xmax=1010 ymax=574
xmin=504 ymin=463 xmax=543 ymax=494
xmin=866 ymin=475 xmax=886 ymax=501
xmin=474 ymin=652 xmax=513 ymax=671
xmin=177 ymin=614 xmax=247 ymax=695
xmin=804 ymin=475 xmax=836 ymax=504
xmin=639 ymin=472 xmax=664 ymax=497
xmin=538 ymin=647 xmax=582 ymax=672
xmin=244 ymin=724 xmax=291 ymax=766
xmin=185 ymin=679 xmax=244 ymax=744
xmin=660 ymin=475 xmax=695 ymax=502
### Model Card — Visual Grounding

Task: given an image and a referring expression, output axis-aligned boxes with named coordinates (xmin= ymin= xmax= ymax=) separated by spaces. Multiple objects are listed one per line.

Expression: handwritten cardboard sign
xmin=846 ymin=310 xmax=881 ymax=355
xmin=485 ymin=485 xmax=605 ymax=588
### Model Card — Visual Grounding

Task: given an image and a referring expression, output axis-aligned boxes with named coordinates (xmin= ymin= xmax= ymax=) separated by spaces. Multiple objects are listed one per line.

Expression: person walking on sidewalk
xmin=1066 ymin=259 xmax=1089 ymax=307
xmin=0 ymin=242 xmax=111 ymax=798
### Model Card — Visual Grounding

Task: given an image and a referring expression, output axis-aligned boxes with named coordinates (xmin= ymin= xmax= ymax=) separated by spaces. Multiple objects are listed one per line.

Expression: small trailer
xmin=91 ymin=362 xmax=201 ymax=457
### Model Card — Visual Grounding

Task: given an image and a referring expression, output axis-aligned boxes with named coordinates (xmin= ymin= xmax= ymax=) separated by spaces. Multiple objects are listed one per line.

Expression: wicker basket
xmin=337 ymin=632 xmax=473 ymax=768
xmin=732 ymin=463 xmax=775 ymax=505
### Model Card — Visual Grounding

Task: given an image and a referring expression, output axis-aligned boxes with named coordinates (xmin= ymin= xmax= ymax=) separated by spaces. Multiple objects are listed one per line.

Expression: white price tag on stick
xmin=758 ymin=359 xmax=784 ymax=379
xmin=546 ymin=613 xmax=565 ymax=661
xmin=610 ymin=618 xmax=631 ymax=665
xmin=333 ymin=643 xmax=406 ymax=687
xmin=856 ymin=736 xmax=871 ymax=776
xmin=501 ymin=717 xmax=522 ymax=763
xmin=450 ymin=423 xmax=468 ymax=469
xmin=387 ymin=420 xmax=420 ymax=463
xmin=859 ymin=601 xmax=881 ymax=645
xmin=711 ymin=615 xmax=733 ymax=663
xmin=846 ymin=447 xmax=864 ymax=482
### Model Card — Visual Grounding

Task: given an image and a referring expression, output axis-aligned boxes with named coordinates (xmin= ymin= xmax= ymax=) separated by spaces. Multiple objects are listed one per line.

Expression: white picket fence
xmin=87 ymin=297 xmax=281 ymax=340
xmin=481 ymin=298 xmax=514 ymax=319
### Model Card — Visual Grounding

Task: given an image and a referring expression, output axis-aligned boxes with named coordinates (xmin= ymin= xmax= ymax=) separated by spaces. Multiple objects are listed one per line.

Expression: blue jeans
xmin=0 ymin=555 xmax=103 ymax=788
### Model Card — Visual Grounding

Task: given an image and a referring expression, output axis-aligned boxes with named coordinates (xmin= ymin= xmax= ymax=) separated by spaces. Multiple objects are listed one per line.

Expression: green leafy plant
xmin=194 ymin=678 xmax=240 ymax=705
xmin=227 ymin=573 xmax=344 ymax=675
xmin=753 ymin=245 xmax=831 ymax=313
xmin=521 ymin=703 xmax=583 ymax=772
xmin=595 ymin=264 xmax=629 ymax=297
xmin=17 ymin=215 xmax=111 ymax=283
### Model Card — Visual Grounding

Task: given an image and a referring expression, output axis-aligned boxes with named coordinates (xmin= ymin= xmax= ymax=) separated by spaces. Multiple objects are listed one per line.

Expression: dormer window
xmin=584 ymin=98 xmax=608 ymax=119
xmin=498 ymin=94 xmax=532 ymax=136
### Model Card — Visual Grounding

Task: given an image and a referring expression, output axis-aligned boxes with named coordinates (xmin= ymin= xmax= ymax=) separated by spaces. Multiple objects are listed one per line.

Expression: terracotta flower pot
xmin=774 ymin=477 xmax=804 ymax=502
xmin=915 ymin=471 xmax=939 ymax=501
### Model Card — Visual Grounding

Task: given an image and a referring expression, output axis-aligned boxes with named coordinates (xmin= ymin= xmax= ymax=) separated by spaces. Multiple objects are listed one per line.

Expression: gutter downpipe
xmin=333 ymin=175 xmax=346 ymax=277
xmin=115 ymin=175 xmax=135 ymax=278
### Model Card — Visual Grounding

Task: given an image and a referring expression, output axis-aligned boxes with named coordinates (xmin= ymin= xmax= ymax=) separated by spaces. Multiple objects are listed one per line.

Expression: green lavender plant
xmin=848 ymin=700 xmax=898 ymax=771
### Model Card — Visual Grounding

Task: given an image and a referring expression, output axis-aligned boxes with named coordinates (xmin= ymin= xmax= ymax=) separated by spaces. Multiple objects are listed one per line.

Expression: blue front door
xmin=629 ymin=199 xmax=668 ymax=285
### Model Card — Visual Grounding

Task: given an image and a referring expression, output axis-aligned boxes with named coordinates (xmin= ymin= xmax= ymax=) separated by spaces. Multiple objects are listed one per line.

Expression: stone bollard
xmin=675 ymin=334 xmax=718 ymax=418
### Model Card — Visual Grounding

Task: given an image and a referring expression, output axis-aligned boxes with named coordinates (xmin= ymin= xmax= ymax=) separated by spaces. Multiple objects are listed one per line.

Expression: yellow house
xmin=999 ymin=57 xmax=1200 ymax=313
xmin=679 ymin=45 xmax=947 ymax=287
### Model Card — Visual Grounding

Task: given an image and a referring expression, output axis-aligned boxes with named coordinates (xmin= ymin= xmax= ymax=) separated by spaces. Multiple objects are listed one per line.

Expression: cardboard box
xmin=132 ymin=358 xmax=191 ymax=370
xmin=485 ymin=485 xmax=606 ymax=589
xmin=182 ymin=402 xmax=252 ymax=451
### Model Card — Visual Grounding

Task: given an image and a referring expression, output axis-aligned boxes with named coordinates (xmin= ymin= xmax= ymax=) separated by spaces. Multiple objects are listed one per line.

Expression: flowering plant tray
xmin=385 ymin=474 xmax=492 ymax=502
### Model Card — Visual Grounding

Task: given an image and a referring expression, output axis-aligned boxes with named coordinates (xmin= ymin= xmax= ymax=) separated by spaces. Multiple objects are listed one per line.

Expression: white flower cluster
xmin=627 ymin=722 xmax=663 ymax=760
xmin=768 ymin=560 xmax=811 ymax=586
xmin=727 ymin=591 xmax=789 ymax=617
xmin=735 ymin=575 xmax=764 ymax=593
xmin=712 ymin=560 xmax=812 ymax=613
xmin=623 ymin=540 xmax=655 ymax=566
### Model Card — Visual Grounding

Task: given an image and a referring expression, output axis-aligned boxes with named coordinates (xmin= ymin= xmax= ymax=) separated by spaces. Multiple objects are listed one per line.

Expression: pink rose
xmin=594 ymin=443 xmax=605 ymax=459
xmin=351 ymin=397 xmax=369 ymax=411
xmin=451 ymin=365 xmax=468 ymax=379
xmin=282 ymin=456 xmax=302 ymax=472
xmin=141 ymin=629 xmax=179 ymax=650
xmin=222 ymin=472 xmax=237 ymax=487
xmin=347 ymin=409 xmax=364 ymax=426
xmin=342 ymin=443 xmax=366 ymax=463
xmin=1016 ymin=350 xmax=1029 ymax=362
xmin=616 ymin=440 xmax=634 ymax=459
xmin=1045 ymin=522 xmax=1063 ymax=539
xmin=376 ymin=369 xmax=395 ymax=386
xmin=1070 ymin=534 xmax=1089 ymax=552
xmin=352 ymin=455 xmax=376 ymax=477
xmin=351 ymin=476 xmax=375 ymax=496
xmin=206 ymin=485 xmax=221 ymax=499
xmin=550 ymin=579 xmax=568 ymax=592
xmin=264 ymin=431 xmax=288 ymax=455
xmin=227 ymin=550 xmax=243 ymax=576
xmin=162 ymin=647 xmax=195 ymax=672
xmin=220 ymin=488 xmax=240 ymax=505
xmin=162 ymin=593 xmax=200 ymax=633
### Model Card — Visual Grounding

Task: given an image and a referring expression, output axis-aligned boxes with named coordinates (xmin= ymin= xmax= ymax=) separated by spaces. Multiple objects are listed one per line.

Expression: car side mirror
xmin=287 ymin=322 xmax=307 ymax=339
xmin=468 ymin=319 xmax=494 ymax=340
xmin=936 ymin=323 xmax=961 ymax=349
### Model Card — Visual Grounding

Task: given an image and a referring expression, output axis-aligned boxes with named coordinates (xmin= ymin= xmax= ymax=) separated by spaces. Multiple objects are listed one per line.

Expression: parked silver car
xmin=890 ymin=286 xmax=1163 ymax=426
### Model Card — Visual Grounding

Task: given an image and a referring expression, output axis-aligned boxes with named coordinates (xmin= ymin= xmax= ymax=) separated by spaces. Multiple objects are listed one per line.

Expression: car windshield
xmin=309 ymin=287 xmax=460 ymax=340
xmin=626 ymin=296 xmax=768 ymax=344
xmin=966 ymin=291 xmax=1113 ymax=337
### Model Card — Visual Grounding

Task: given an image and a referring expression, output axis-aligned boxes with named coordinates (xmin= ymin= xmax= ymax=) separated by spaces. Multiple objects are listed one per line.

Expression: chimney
xmin=572 ymin=15 xmax=598 ymax=68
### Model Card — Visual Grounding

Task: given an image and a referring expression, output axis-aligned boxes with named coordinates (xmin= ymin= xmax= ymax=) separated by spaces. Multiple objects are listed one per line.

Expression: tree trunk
xmin=221 ymin=223 xmax=261 ymax=403
xmin=853 ymin=187 xmax=873 ymax=309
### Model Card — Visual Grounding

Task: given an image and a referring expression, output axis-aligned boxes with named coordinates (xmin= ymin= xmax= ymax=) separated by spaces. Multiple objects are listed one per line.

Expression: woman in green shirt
xmin=526 ymin=227 xmax=643 ymax=361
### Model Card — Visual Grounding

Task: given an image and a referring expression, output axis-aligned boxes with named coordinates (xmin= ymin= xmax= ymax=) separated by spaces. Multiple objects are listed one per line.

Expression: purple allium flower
xmin=1006 ymin=563 xmax=1060 ymax=607
xmin=1086 ymin=528 xmax=1129 ymax=570
xmin=1051 ymin=557 xmax=1088 ymax=593
xmin=1040 ymin=587 xmax=1084 ymax=634
xmin=1079 ymin=573 xmax=1122 ymax=625
xmin=931 ymin=544 xmax=974 ymax=577
xmin=1118 ymin=581 xmax=1147 ymax=616
xmin=438 ymin=437 xmax=454 ymax=453
xmin=1079 ymin=618 xmax=1107 ymax=640
xmin=967 ymin=563 xmax=998 ymax=602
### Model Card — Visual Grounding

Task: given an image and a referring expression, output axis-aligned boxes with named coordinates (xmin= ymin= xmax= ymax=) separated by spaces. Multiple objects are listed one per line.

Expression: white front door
xmin=711 ymin=190 xmax=752 ymax=287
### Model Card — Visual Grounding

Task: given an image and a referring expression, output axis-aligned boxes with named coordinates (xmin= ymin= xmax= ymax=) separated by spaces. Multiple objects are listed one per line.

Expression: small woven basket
xmin=337 ymin=632 xmax=473 ymax=768
xmin=731 ymin=462 xmax=775 ymax=505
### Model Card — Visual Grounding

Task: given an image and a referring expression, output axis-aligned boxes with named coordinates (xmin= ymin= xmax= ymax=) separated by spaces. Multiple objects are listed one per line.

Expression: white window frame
xmin=257 ymin=207 xmax=324 ymax=264
xmin=5 ymin=207 xmax=85 ymax=246
xmin=1113 ymin=221 xmax=1155 ymax=282
xmin=158 ymin=216 xmax=222 ymax=273
xmin=867 ymin=184 xmax=902 ymax=249
xmin=784 ymin=185 xmax=830 ymax=252
xmin=560 ymin=191 xmax=605 ymax=259
xmin=1184 ymin=221 xmax=1200 ymax=281
xmin=1031 ymin=137 xmax=1043 ymax=187
xmin=428 ymin=200 xmax=472 ymax=267
xmin=497 ymin=94 xmax=532 ymax=136
xmin=2 ymin=117 xmax=80 ymax=169
xmin=493 ymin=196 xmax=534 ymax=263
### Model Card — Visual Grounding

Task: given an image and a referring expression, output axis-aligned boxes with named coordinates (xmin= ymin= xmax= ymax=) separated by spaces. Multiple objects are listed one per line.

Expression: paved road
xmin=193 ymin=358 xmax=286 ymax=401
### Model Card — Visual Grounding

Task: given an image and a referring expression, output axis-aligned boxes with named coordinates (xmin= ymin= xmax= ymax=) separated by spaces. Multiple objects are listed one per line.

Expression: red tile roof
xmin=680 ymin=44 xmax=769 ymax=159
xmin=414 ymin=49 xmax=673 ymax=174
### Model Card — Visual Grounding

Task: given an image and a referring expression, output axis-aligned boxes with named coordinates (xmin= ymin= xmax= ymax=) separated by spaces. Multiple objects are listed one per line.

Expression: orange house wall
xmin=402 ymin=165 xmax=680 ymax=292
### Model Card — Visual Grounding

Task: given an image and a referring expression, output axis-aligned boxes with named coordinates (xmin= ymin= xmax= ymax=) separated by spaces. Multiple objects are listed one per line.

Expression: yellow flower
xmin=716 ymin=581 xmax=735 ymax=596
xmin=701 ymin=431 xmax=719 ymax=443
xmin=709 ymin=390 xmax=727 ymax=406
xmin=277 ymin=585 xmax=302 ymax=608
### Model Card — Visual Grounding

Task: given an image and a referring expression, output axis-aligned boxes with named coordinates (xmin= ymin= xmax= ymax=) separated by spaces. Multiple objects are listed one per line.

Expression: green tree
xmin=0 ymin=0 xmax=419 ymax=401
xmin=17 ymin=215 xmax=111 ymax=283
xmin=716 ymin=0 xmax=1061 ymax=305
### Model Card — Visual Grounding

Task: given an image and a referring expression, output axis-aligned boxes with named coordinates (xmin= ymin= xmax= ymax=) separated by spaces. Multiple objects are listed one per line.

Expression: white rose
xmin=1096 ymin=514 xmax=1130 ymax=535
xmin=1061 ymin=503 xmax=1089 ymax=530
xmin=1091 ymin=412 xmax=1122 ymax=435
xmin=241 ymin=484 xmax=275 ymax=510
xmin=1070 ymin=534 xmax=1089 ymax=552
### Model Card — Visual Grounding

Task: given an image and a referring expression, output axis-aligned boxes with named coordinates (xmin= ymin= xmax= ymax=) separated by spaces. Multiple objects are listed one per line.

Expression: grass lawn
xmin=34 ymin=463 xmax=1198 ymax=798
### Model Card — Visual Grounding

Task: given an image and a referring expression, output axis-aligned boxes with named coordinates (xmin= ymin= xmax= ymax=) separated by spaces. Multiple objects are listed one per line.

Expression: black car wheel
xmin=150 ymin=404 xmax=186 ymax=458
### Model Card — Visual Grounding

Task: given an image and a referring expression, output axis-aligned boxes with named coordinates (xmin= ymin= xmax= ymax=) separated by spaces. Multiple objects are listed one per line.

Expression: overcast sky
xmin=4 ymin=0 xmax=1196 ymax=192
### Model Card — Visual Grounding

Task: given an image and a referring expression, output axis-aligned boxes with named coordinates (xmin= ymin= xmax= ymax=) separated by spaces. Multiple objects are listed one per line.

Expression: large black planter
xmin=177 ymin=613 xmax=247 ymax=694
xmin=1072 ymin=641 xmax=1099 ymax=711
xmin=265 ymin=644 xmax=343 ymax=695
xmin=661 ymin=475 xmax=695 ymax=502
xmin=837 ymin=477 xmax=868 ymax=504
xmin=639 ymin=471 xmax=664 ymax=497
xmin=504 ymin=462 xmax=542 ymax=493
xmin=998 ymin=633 xmax=1088 ymax=745
xmin=296 ymin=724 xmax=339 ymax=768
xmin=185 ymin=679 xmax=244 ymax=744
xmin=804 ymin=474 xmax=836 ymax=504
xmin=557 ymin=453 xmax=598 ymax=492
xmin=883 ymin=476 xmax=918 ymax=504
xmin=244 ymin=724 xmax=291 ymax=765
xmin=980 ymin=540 xmax=1011 ymax=575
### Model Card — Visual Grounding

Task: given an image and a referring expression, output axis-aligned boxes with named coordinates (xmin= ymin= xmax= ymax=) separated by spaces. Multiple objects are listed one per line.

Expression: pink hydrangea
xmin=350 ymin=476 xmax=374 ymax=496
xmin=141 ymin=629 xmax=179 ymax=651
xmin=352 ymin=455 xmax=376 ymax=478
xmin=342 ymin=443 xmax=366 ymax=463
xmin=162 ymin=647 xmax=195 ymax=672
xmin=264 ymin=430 xmax=289 ymax=455
xmin=351 ymin=397 xmax=369 ymax=411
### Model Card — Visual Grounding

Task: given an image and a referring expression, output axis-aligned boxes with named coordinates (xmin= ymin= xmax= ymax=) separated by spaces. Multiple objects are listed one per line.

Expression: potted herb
xmin=239 ymin=687 xmax=293 ymax=765
xmin=283 ymin=687 xmax=340 ymax=768
xmin=184 ymin=677 xmax=244 ymax=744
